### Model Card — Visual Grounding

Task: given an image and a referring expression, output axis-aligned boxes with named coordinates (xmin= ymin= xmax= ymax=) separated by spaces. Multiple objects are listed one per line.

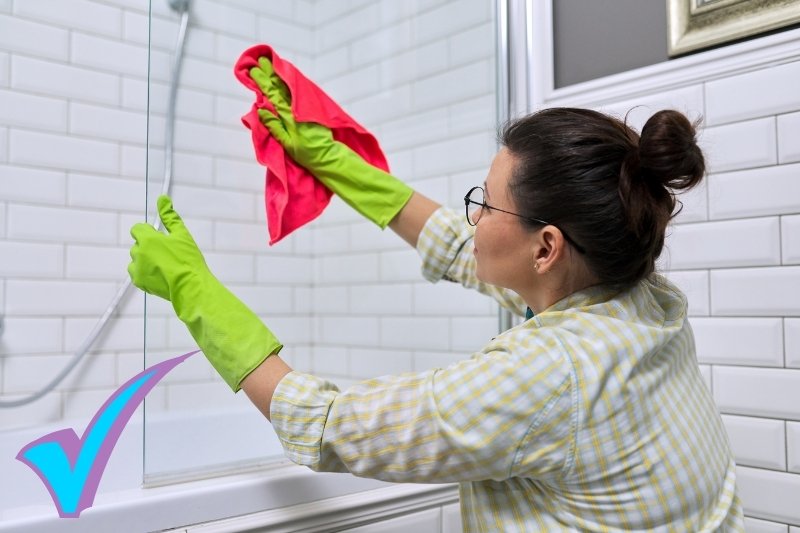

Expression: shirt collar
xmin=532 ymin=283 xmax=622 ymax=317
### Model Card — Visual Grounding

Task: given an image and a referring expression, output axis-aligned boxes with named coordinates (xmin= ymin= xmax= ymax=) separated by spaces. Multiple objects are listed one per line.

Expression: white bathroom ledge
xmin=178 ymin=480 xmax=459 ymax=532
xmin=0 ymin=462 xmax=457 ymax=533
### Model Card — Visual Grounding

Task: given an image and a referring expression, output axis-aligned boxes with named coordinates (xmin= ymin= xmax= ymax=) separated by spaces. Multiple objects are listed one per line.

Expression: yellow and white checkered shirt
xmin=270 ymin=206 xmax=744 ymax=532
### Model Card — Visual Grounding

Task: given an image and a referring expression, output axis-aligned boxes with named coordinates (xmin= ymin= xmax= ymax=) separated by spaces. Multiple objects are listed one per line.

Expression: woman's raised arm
xmin=387 ymin=191 xmax=441 ymax=249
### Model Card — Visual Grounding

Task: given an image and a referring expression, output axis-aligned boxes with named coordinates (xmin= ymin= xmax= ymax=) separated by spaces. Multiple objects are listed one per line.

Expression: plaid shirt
xmin=270 ymin=206 xmax=744 ymax=532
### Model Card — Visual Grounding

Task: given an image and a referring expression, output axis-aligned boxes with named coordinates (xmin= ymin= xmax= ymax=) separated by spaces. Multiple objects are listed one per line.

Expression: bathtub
xmin=0 ymin=407 xmax=404 ymax=532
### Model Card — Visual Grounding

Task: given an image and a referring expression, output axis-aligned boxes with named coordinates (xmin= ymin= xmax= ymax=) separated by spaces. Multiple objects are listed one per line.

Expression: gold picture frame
xmin=667 ymin=0 xmax=800 ymax=56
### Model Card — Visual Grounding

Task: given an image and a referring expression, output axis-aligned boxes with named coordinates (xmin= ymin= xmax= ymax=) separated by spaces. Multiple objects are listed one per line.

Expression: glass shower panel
xmin=142 ymin=0 xmax=297 ymax=484
xmin=143 ymin=0 xmax=499 ymax=484
xmin=0 ymin=1 xmax=152 ymax=519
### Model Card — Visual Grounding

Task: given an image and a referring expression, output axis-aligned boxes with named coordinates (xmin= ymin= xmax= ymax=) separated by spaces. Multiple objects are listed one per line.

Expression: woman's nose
xmin=470 ymin=207 xmax=482 ymax=225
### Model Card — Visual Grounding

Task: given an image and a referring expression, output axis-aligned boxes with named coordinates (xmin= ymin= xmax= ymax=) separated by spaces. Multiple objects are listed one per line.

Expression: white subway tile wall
xmin=787 ymin=422 xmax=800 ymax=473
xmin=746 ymin=516 xmax=791 ymax=533
xmin=663 ymin=270 xmax=710 ymax=315
xmin=778 ymin=111 xmax=800 ymax=163
xmin=0 ymin=14 xmax=70 ymax=61
xmin=721 ymin=415 xmax=786 ymax=470
xmin=711 ymin=266 xmax=800 ymax=316
xmin=783 ymin=215 xmax=800 ymax=264
xmin=692 ymin=317 xmax=784 ymax=367
xmin=665 ymin=217 xmax=781 ymax=270
xmin=0 ymin=127 xmax=7 ymax=163
xmin=0 ymin=51 xmax=9 ymax=86
xmin=705 ymin=61 xmax=800 ymax=125
xmin=714 ymin=366 xmax=800 ymax=420
xmin=0 ymin=0 xmax=327 ymax=431
xmin=709 ymin=163 xmax=800 ymax=220
xmin=12 ymin=55 xmax=121 ymax=105
xmin=0 ymin=88 xmax=68 ymax=133
xmin=787 ymin=319 xmax=800 ymax=368
xmin=737 ymin=467 xmax=800 ymax=526
xmin=701 ymin=117 xmax=777 ymax=173
xmin=14 ymin=0 xmax=123 ymax=38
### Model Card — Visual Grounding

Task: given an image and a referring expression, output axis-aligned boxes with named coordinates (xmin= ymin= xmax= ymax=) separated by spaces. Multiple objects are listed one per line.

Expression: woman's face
xmin=471 ymin=149 xmax=536 ymax=291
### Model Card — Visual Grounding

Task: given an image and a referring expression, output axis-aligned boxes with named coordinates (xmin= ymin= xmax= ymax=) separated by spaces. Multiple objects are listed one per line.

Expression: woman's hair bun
xmin=638 ymin=109 xmax=705 ymax=191
xmin=500 ymin=107 xmax=708 ymax=289
xmin=617 ymin=109 xmax=707 ymax=275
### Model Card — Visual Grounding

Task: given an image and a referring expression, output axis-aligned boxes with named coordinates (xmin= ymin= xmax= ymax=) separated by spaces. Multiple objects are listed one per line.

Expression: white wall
xmin=306 ymin=0 xmax=499 ymax=389
xmin=0 ymin=0 xmax=317 ymax=430
xmin=532 ymin=14 xmax=800 ymax=529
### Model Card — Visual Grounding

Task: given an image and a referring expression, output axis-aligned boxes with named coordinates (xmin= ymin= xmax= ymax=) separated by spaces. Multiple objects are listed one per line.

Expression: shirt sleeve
xmin=269 ymin=336 xmax=574 ymax=484
xmin=416 ymin=206 xmax=528 ymax=318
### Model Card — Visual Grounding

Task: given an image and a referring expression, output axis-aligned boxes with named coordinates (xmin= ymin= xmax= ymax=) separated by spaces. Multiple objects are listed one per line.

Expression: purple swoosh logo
xmin=16 ymin=349 xmax=199 ymax=518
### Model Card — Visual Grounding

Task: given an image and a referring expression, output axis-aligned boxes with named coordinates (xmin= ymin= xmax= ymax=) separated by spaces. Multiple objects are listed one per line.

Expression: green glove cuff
xmin=308 ymin=143 xmax=414 ymax=229
xmin=173 ymin=272 xmax=283 ymax=392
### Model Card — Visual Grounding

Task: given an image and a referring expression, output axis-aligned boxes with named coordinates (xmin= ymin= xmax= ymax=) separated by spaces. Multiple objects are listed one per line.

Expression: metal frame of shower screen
xmin=496 ymin=0 xmax=533 ymax=333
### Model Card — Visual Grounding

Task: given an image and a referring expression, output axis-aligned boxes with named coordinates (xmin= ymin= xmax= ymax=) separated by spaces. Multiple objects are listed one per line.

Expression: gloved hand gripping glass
xmin=249 ymin=57 xmax=414 ymax=228
xmin=128 ymin=195 xmax=283 ymax=392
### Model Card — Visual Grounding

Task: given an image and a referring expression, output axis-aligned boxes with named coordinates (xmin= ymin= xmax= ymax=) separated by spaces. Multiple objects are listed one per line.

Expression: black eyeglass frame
xmin=464 ymin=186 xmax=586 ymax=254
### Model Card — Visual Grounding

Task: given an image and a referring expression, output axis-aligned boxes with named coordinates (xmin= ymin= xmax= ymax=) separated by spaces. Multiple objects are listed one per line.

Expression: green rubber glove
xmin=128 ymin=195 xmax=283 ymax=391
xmin=250 ymin=57 xmax=414 ymax=229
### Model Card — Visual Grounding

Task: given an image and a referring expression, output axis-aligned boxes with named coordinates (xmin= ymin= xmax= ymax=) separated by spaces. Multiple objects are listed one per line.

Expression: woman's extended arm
xmin=212 ymin=191 xmax=443 ymax=419
xmin=241 ymin=354 xmax=292 ymax=420
xmin=387 ymin=191 xmax=441 ymax=249
xmin=268 ymin=340 xmax=573 ymax=483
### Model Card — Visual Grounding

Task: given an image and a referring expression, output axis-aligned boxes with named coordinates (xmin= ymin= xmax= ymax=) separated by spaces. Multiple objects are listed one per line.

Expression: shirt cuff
xmin=415 ymin=205 xmax=473 ymax=283
xmin=270 ymin=371 xmax=339 ymax=467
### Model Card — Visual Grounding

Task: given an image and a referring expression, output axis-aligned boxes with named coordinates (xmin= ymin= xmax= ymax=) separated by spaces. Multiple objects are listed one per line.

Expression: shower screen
xmin=142 ymin=0 xmax=502 ymax=485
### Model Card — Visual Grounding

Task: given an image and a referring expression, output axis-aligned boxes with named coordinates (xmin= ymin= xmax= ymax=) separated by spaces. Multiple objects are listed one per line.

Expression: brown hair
xmin=501 ymin=107 xmax=705 ymax=289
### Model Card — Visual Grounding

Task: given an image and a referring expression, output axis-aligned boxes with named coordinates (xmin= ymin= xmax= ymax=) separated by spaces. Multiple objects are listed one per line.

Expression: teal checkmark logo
xmin=16 ymin=350 xmax=199 ymax=518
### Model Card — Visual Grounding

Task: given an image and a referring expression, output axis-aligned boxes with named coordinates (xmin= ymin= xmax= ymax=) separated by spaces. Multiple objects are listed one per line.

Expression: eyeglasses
xmin=464 ymin=186 xmax=586 ymax=254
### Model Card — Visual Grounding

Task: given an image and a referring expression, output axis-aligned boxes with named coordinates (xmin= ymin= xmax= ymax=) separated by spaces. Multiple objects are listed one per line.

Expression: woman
xmin=128 ymin=61 xmax=744 ymax=531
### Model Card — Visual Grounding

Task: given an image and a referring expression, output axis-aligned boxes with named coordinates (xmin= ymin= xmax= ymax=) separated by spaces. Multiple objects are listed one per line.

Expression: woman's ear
xmin=531 ymin=226 xmax=566 ymax=274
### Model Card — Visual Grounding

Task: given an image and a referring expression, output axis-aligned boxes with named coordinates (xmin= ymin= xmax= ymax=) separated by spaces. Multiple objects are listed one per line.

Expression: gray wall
xmin=553 ymin=0 xmax=668 ymax=88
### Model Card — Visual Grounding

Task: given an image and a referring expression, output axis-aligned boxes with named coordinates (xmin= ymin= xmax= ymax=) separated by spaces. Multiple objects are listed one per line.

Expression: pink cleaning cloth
xmin=234 ymin=44 xmax=390 ymax=245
